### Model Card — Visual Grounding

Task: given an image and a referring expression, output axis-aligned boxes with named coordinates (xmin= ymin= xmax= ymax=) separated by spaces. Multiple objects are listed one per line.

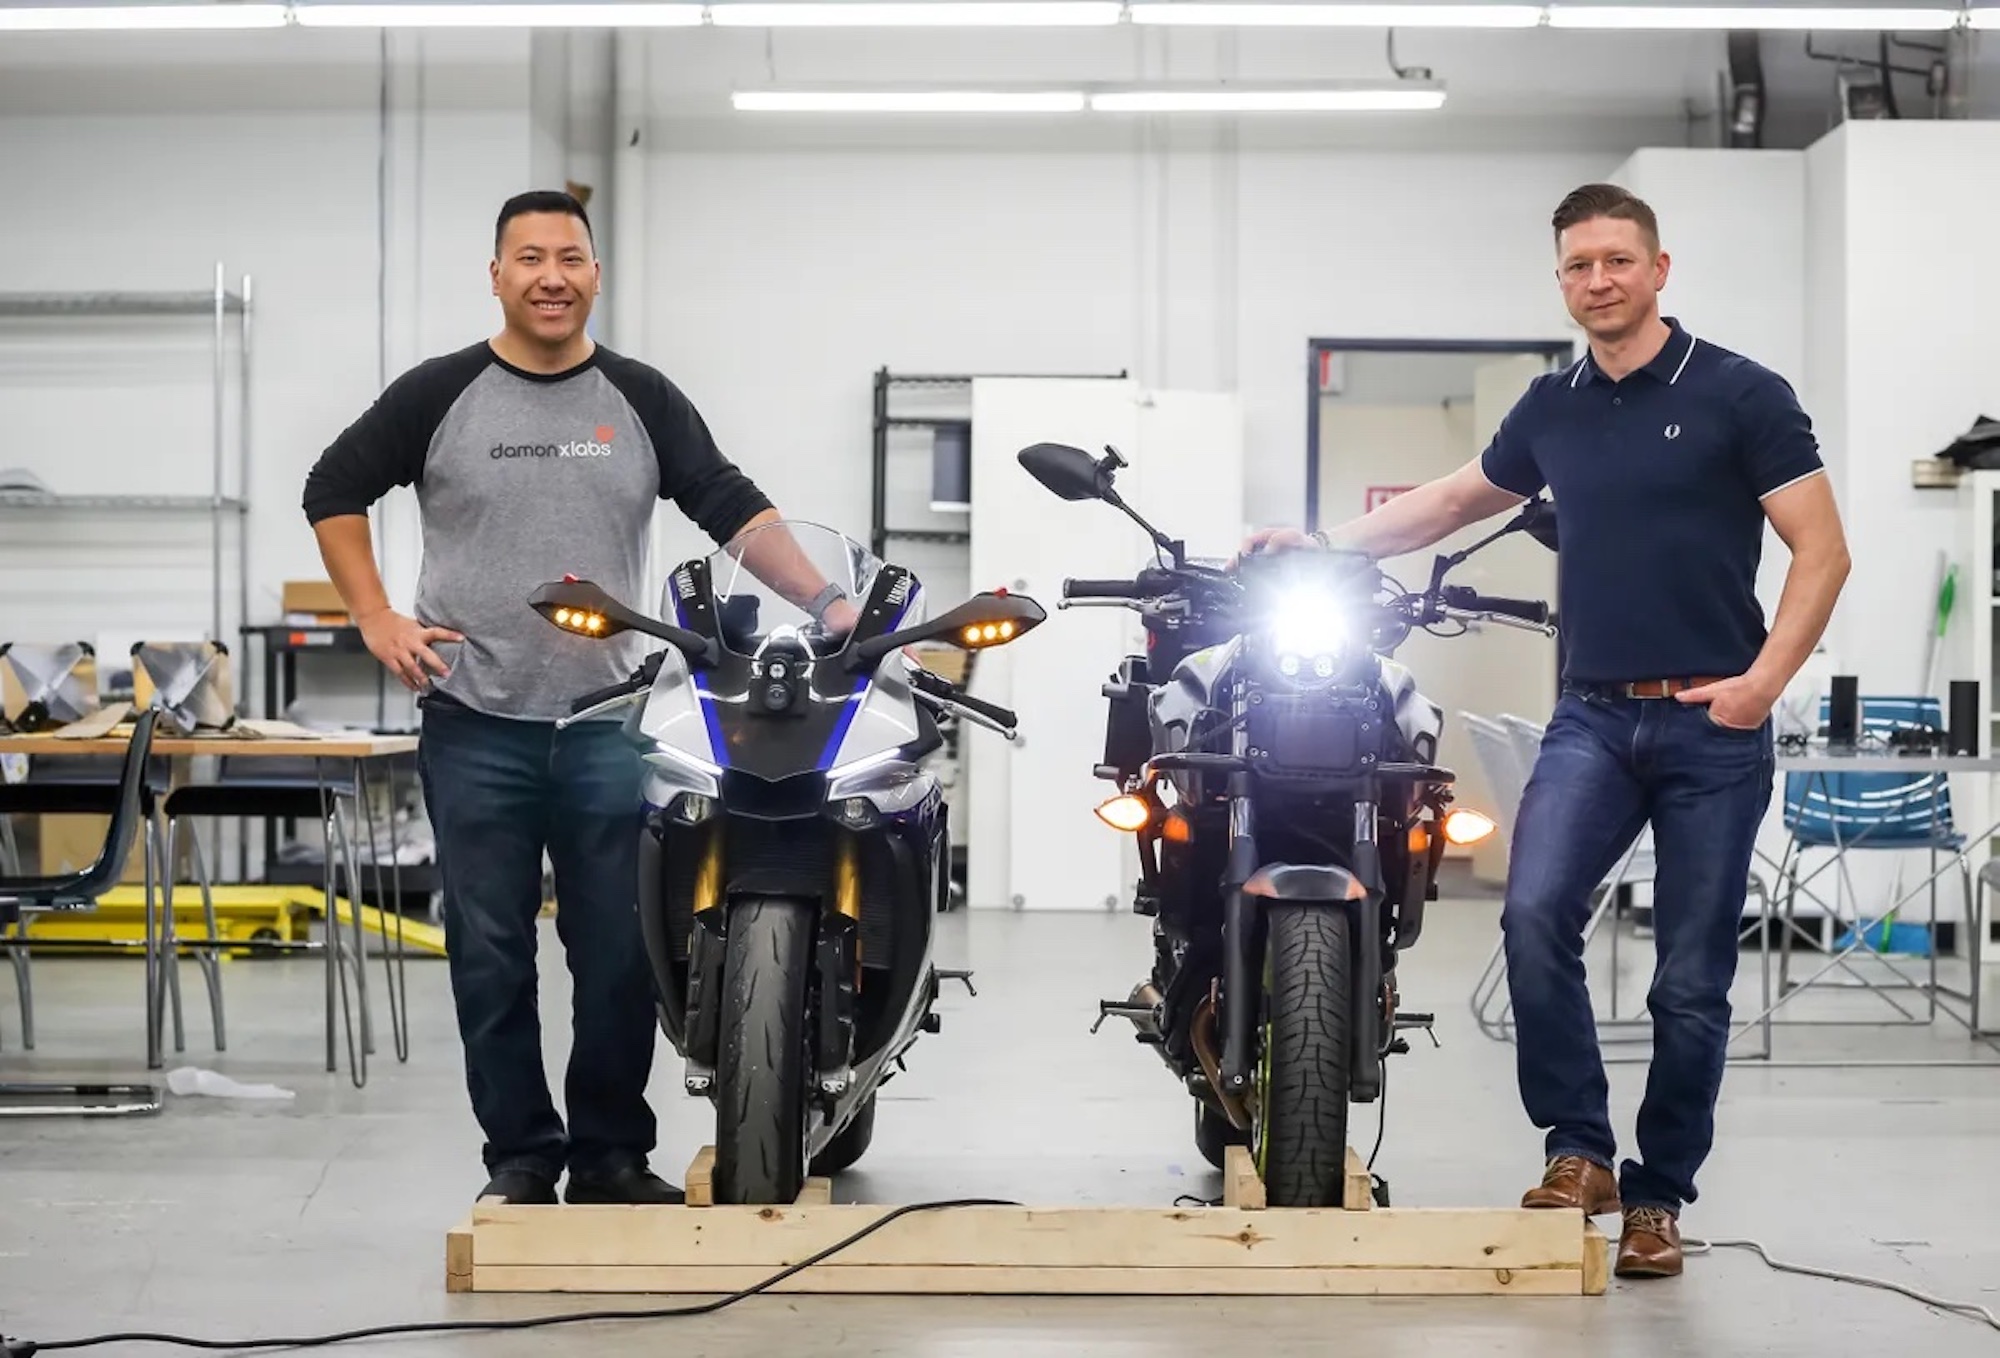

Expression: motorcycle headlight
xmin=1269 ymin=590 xmax=1348 ymax=675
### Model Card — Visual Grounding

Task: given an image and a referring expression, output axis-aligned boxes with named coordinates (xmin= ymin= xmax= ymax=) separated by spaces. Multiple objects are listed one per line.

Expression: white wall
xmin=0 ymin=33 xmax=534 ymax=728
xmin=630 ymin=141 xmax=1607 ymax=577
xmin=1824 ymin=121 xmax=2000 ymax=697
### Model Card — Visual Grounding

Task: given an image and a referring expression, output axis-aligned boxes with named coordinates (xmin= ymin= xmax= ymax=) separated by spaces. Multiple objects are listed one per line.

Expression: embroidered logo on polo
xmin=490 ymin=426 xmax=616 ymax=459
xmin=1664 ymin=424 xmax=1682 ymax=440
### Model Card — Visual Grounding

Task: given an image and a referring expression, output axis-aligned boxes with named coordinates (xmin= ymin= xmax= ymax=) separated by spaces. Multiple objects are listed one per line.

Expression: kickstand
xmin=936 ymin=967 xmax=977 ymax=997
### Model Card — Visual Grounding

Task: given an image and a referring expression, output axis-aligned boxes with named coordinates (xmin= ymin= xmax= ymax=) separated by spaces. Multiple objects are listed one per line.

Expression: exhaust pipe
xmin=1191 ymin=992 xmax=1252 ymax=1131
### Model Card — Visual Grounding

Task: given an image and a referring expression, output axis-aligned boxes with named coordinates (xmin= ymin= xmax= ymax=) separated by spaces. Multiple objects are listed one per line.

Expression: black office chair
xmin=0 ymin=707 xmax=165 ymax=1116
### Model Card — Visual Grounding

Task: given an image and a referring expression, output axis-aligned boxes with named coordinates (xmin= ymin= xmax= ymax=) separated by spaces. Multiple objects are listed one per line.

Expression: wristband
xmin=807 ymin=583 xmax=848 ymax=622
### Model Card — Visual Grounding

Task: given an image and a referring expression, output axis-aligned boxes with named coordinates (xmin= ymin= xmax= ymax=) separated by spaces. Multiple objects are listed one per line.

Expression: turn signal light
xmin=1442 ymin=808 xmax=1497 ymax=845
xmin=555 ymin=607 xmax=606 ymax=635
xmin=959 ymin=620 xmax=1020 ymax=647
xmin=1094 ymin=794 xmax=1151 ymax=833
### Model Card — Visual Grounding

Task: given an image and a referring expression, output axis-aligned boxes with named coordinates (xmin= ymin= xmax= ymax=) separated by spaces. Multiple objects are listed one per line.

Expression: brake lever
xmin=913 ymin=688 xmax=1021 ymax=744
xmin=1438 ymin=607 xmax=1558 ymax=638
xmin=1057 ymin=598 xmax=1146 ymax=612
xmin=554 ymin=688 xmax=645 ymax=731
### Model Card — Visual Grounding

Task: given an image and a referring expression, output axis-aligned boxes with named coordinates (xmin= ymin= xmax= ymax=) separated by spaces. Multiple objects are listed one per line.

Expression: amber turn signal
xmin=1094 ymin=794 xmax=1151 ymax=833
xmin=1442 ymin=808 xmax=1497 ymax=845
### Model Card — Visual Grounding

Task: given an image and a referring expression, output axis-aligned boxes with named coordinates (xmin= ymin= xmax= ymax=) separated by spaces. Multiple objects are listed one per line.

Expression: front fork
xmin=1217 ymin=688 xmax=1387 ymax=1108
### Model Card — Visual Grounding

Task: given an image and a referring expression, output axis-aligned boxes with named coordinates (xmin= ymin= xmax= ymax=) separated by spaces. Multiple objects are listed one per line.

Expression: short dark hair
xmin=1551 ymin=182 xmax=1659 ymax=254
xmin=495 ymin=190 xmax=593 ymax=255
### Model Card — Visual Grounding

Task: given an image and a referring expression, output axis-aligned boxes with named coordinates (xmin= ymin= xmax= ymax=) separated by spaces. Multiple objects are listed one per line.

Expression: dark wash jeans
xmin=416 ymin=692 xmax=657 ymax=1182
xmin=1501 ymin=685 xmax=1774 ymax=1214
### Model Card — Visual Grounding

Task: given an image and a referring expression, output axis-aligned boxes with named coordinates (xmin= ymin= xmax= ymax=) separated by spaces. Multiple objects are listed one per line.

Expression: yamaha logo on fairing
xmin=673 ymin=566 xmax=697 ymax=600
xmin=885 ymin=574 xmax=913 ymax=608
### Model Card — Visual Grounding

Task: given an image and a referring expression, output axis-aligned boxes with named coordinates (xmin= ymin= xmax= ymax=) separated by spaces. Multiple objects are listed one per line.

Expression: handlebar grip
xmin=568 ymin=678 xmax=642 ymax=715
xmin=1063 ymin=578 xmax=1145 ymax=600
xmin=1466 ymin=593 xmax=1550 ymax=625
xmin=908 ymin=665 xmax=1019 ymax=729
xmin=951 ymin=690 xmax=1018 ymax=730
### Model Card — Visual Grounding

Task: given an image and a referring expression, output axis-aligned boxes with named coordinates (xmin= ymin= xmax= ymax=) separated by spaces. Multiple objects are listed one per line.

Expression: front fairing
xmin=637 ymin=523 xmax=936 ymax=806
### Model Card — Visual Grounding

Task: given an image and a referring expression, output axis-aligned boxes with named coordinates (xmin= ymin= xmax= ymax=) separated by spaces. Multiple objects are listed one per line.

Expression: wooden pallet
xmin=447 ymin=1143 xmax=1609 ymax=1297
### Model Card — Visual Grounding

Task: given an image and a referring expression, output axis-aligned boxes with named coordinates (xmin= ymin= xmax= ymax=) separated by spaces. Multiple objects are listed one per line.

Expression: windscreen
xmin=665 ymin=520 xmax=905 ymax=660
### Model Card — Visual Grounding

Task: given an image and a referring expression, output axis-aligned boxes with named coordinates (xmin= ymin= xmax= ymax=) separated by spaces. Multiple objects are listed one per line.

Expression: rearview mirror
xmin=1018 ymin=442 xmax=1112 ymax=503
xmin=847 ymin=590 xmax=1047 ymax=669
xmin=528 ymin=578 xmax=717 ymax=663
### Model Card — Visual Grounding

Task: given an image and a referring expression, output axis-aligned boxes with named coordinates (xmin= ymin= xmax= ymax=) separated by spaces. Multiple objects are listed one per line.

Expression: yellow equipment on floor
xmin=16 ymin=884 xmax=446 ymax=958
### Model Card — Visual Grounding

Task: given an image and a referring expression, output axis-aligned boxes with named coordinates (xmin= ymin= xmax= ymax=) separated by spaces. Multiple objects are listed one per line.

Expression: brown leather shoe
xmin=1521 ymin=1155 xmax=1622 ymax=1215
xmin=1615 ymin=1206 xmax=1684 ymax=1278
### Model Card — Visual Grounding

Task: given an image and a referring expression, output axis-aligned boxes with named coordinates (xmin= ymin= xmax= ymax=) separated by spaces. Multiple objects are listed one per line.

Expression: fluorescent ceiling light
xmin=1545 ymin=4 xmax=1961 ymax=26
xmin=1128 ymin=2 xmax=1542 ymax=25
xmin=710 ymin=2 xmax=1121 ymax=23
xmin=733 ymin=89 xmax=1089 ymax=110
xmin=1091 ymin=84 xmax=1446 ymax=109
xmin=293 ymin=2 xmax=703 ymax=23
xmin=0 ymin=3 xmax=288 ymax=27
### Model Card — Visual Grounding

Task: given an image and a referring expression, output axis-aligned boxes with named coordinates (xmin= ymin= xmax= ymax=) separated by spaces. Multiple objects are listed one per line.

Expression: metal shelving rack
xmin=0 ymin=263 xmax=253 ymax=645
xmin=869 ymin=365 xmax=1129 ymax=562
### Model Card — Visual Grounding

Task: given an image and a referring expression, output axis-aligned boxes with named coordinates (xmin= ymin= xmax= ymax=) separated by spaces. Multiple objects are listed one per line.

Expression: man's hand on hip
xmin=358 ymin=608 xmax=463 ymax=692
xmin=1674 ymin=673 xmax=1780 ymax=730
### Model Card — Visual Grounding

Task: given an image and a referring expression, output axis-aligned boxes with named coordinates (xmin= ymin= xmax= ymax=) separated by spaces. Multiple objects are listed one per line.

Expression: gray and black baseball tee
xmin=301 ymin=341 xmax=772 ymax=722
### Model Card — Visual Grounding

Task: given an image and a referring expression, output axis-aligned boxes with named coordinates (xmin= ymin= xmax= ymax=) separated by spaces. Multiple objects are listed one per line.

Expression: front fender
xmin=1244 ymin=863 xmax=1369 ymax=903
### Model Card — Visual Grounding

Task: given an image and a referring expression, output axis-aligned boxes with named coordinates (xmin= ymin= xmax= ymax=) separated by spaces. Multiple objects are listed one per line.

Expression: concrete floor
xmin=3 ymin=893 xmax=2000 ymax=1355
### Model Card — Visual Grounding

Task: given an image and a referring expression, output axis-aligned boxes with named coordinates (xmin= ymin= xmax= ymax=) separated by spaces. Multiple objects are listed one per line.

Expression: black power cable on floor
xmin=1 ymin=1196 xmax=1020 ymax=1356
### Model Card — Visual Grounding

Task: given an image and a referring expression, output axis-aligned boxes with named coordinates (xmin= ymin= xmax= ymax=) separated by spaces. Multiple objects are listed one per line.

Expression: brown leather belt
xmin=1610 ymin=677 xmax=1726 ymax=698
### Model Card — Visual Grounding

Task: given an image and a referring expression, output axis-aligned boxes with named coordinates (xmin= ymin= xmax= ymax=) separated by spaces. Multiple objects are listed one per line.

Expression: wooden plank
xmin=446 ymin=1217 xmax=474 ymax=1294
xmin=1222 ymin=1145 xmax=1264 ymax=1210
xmin=468 ymin=1263 xmax=1586 ymax=1297
xmin=684 ymin=1147 xmax=715 ymax=1208
xmin=796 ymin=1177 xmax=833 ymax=1206
xmin=1581 ymin=1221 xmax=1609 ymax=1297
xmin=1343 ymin=1148 xmax=1373 ymax=1212
xmin=468 ymin=1203 xmax=1586 ymax=1273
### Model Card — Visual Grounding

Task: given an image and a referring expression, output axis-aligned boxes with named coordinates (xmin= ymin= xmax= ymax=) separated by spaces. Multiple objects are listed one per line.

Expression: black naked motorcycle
xmin=529 ymin=520 xmax=1044 ymax=1205
xmin=1017 ymin=441 xmax=1558 ymax=1207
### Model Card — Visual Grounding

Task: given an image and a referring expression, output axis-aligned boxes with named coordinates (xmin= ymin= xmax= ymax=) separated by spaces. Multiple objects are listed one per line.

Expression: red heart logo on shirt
xmin=595 ymin=425 xmax=615 ymax=443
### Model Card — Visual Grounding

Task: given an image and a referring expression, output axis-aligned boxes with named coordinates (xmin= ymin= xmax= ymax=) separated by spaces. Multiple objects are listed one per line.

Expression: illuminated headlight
xmin=1270 ymin=591 xmax=1348 ymax=671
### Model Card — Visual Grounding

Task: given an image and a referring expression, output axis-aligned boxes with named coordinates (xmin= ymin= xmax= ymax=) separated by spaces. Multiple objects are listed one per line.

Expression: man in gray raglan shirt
xmin=302 ymin=190 xmax=855 ymax=1206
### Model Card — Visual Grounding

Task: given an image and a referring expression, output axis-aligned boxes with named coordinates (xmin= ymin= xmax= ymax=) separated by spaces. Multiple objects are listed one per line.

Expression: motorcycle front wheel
xmin=714 ymin=895 xmax=814 ymax=1205
xmin=1255 ymin=903 xmax=1354 ymax=1207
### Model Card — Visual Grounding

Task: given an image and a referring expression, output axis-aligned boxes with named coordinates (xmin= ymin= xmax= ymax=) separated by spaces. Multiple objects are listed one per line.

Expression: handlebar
xmin=568 ymin=677 xmax=645 ymax=715
xmin=1439 ymin=586 xmax=1550 ymax=626
xmin=1063 ymin=578 xmax=1148 ymax=601
xmin=907 ymin=664 xmax=1019 ymax=732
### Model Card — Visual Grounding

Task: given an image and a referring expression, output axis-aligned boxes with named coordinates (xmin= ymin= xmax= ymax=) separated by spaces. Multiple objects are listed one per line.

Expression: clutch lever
xmin=554 ymin=688 xmax=645 ymax=731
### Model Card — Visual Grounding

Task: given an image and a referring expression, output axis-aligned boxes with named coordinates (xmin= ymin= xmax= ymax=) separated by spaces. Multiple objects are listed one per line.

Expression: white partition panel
xmin=965 ymin=378 xmax=1244 ymax=913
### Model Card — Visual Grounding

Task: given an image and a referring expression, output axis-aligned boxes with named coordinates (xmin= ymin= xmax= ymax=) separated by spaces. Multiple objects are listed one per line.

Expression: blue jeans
xmin=1501 ymin=687 xmax=1774 ymax=1213
xmin=417 ymin=693 xmax=657 ymax=1181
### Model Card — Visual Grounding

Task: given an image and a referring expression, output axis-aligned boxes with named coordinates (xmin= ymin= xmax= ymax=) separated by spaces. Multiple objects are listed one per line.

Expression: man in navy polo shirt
xmin=1245 ymin=183 xmax=1849 ymax=1278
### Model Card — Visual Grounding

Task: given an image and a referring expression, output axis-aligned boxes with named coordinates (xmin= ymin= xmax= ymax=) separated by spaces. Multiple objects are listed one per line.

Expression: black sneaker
xmin=480 ymin=1168 xmax=557 ymax=1205
xmin=564 ymin=1162 xmax=685 ymax=1205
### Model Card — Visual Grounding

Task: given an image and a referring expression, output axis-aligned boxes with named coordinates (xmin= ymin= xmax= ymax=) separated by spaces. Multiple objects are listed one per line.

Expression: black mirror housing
xmin=528 ymin=578 xmax=717 ymax=663
xmin=1017 ymin=442 xmax=1108 ymax=502
xmin=847 ymin=589 xmax=1047 ymax=669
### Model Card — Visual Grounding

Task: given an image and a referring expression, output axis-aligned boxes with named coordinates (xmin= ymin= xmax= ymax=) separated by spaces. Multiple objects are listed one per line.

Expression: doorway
xmin=1303 ymin=337 xmax=1575 ymax=884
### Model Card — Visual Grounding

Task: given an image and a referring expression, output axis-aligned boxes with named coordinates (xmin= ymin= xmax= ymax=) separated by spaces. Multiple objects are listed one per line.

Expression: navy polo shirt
xmin=1479 ymin=318 xmax=1825 ymax=684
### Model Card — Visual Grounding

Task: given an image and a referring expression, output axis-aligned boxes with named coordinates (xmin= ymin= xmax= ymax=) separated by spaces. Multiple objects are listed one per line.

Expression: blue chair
xmin=1774 ymin=695 xmax=1972 ymax=1013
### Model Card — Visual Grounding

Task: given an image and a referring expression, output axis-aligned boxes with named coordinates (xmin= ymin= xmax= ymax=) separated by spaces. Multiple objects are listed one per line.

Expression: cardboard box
xmin=282 ymin=580 xmax=348 ymax=615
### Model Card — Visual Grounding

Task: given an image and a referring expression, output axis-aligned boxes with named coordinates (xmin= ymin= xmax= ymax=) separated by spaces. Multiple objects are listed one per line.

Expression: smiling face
xmin=490 ymin=209 xmax=599 ymax=357
xmin=1555 ymin=214 xmax=1669 ymax=344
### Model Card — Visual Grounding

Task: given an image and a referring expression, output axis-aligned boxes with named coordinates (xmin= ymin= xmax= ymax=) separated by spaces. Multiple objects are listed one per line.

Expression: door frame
xmin=1302 ymin=336 xmax=1578 ymax=533
xmin=1302 ymin=335 xmax=1579 ymax=702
